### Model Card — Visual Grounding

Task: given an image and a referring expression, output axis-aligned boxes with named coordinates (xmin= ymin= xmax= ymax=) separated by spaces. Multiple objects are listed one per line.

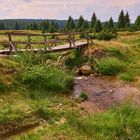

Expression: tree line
xmin=0 ymin=10 xmax=140 ymax=33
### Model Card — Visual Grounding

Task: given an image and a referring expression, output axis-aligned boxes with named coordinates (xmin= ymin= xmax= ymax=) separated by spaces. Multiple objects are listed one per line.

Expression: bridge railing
xmin=0 ymin=32 xmax=92 ymax=53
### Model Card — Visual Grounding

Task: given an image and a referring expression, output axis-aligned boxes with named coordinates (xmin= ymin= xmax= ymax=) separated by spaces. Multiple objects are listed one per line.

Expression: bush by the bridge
xmin=18 ymin=66 xmax=74 ymax=93
xmin=89 ymin=32 xmax=117 ymax=41
xmin=97 ymin=57 xmax=124 ymax=76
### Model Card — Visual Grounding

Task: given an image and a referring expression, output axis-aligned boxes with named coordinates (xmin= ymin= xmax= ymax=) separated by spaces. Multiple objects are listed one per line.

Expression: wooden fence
xmin=0 ymin=32 xmax=92 ymax=53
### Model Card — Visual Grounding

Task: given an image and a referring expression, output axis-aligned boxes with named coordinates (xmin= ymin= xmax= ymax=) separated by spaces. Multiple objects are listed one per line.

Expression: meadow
xmin=0 ymin=30 xmax=140 ymax=140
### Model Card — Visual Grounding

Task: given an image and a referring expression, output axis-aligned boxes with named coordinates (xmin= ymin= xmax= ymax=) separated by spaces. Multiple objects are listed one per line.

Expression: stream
xmin=73 ymin=75 xmax=140 ymax=112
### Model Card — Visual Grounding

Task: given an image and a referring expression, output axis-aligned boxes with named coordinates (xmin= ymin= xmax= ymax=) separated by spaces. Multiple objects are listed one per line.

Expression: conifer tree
xmin=108 ymin=17 xmax=114 ymax=29
xmin=94 ymin=20 xmax=102 ymax=32
xmin=14 ymin=22 xmax=20 ymax=30
xmin=65 ymin=16 xmax=75 ymax=31
xmin=77 ymin=15 xmax=85 ymax=30
xmin=135 ymin=16 xmax=140 ymax=30
xmin=82 ymin=21 xmax=89 ymax=31
xmin=0 ymin=22 xmax=5 ymax=30
xmin=90 ymin=13 xmax=97 ymax=29
xmin=104 ymin=21 xmax=108 ymax=30
xmin=124 ymin=12 xmax=130 ymax=28
xmin=118 ymin=10 xmax=125 ymax=28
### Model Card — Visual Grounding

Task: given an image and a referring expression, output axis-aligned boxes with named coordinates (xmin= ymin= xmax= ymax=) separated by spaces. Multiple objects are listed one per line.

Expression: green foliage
xmin=15 ymin=52 xmax=48 ymax=67
xmin=108 ymin=17 xmax=114 ymax=29
xmin=0 ymin=106 xmax=24 ymax=125
xmin=0 ymin=79 xmax=7 ymax=93
xmin=88 ymin=32 xmax=117 ymax=41
xmin=14 ymin=22 xmax=20 ymax=30
xmin=135 ymin=16 xmax=140 ymax=30
xmin=119 ymin=73 xmax=135 ymax=82
xmin=65 ymin=49 xmax=87 ymax=69
xmin=90 ymin=13 xmax=97 ymax=29
xmin=94 ymin=20 xmax=102 ymax=32
xmin=97 ymin=57 xmax=124 ymax=75
xmin=118 ymin=10 xmax=125 ymax=28
xmin=106 ymin=47 xmax=127 ymax=61
xmin=0 ymin=22 xmax=5 ymax=30
xmin=18 ymin=66 xmax=74 ymax=93
xmin=68 ymin=103 xmax=140 ymax=140
xmin=79 ymin=92 xmax=88 ymax=101
xmin=77 ymin=15 xmax=85 ymax=31
xmin=124 ymin=12 xmax=130 ymax=28
xmin=96 ymin=31 xmax=117 ymax=40
xmin=64 ymin=16 xmax=75 ymax=31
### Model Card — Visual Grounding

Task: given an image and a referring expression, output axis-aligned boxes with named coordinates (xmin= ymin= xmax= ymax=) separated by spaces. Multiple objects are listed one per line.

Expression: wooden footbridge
xmin=0 ymin=32 xmax=93 ymax=55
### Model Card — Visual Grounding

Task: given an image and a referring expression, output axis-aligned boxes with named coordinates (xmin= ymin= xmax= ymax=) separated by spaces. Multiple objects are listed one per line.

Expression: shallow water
xmin=73 ymin=75 xmax=140 ymax=112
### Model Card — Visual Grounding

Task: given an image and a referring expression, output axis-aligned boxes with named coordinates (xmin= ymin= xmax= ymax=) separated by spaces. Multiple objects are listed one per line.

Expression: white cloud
xmin=0 ymin=0 xmax=139 ymax=22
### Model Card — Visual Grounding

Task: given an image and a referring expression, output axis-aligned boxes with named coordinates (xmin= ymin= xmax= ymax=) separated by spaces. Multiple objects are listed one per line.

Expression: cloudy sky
xmin=0 ymin=0 xmax=139 ymax=22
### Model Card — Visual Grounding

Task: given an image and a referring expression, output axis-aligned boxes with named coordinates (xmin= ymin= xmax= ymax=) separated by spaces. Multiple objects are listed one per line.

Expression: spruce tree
xmin=104 ymin=21 xmax=108 ymax=31
xmin=65 ymin=16 xmax=75 ymax=31
xmin=40 ymin=20 xmax=50 ymax=32
xmin=94 ymin=20 xmax=102 ymax=32
xmin=124 ymin=12 xmax=130 ymax=28
xmin=90 ymin=13 xmax=97 ymax=29
xmin=135 ymin=16 xmax=140 ymax=30
xmin=49 ymin=21 xmax=56 ymax=33
xmin=118 ymin=10 xmax=125 ymax=28
xmin=77 ymin=15 xmax=85 ymax=30
xmin=0 ymin=22 xmax=5 ymax=30
xmin=14 ymin=22 xmax=20 ymax=30
xmin=32 ymin=22 xmax=38 ymax=30
xmin=108 ymin=17 xmax=114 ymax=29
xmin=82 ymin=21 xmax=89 ymax=31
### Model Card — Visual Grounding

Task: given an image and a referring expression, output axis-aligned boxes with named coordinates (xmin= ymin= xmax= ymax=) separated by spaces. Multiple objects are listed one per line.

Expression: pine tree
xmin=32 ymin=22 xmax=38 ymax=30
xmin=82 ymin=21 xmax=89 ymax=31
xmin=26 ymin=25 xmax=30 ymax=30
xmin=104 ymin=21 xmax=108 ymax=30
xmin=14 ymin=22 xmax=20 ymax=30
xmin=90 ymin=13 xmax=97 ymax=29
xmin=135 ymin=16 xmax=140 ymax=30
xmin=49 ymin=21 xmax=56 ymax=33
xmin=65 ymin=16 xmax=75 ymax=31
xmin=94 ymin=20 xmax=102 ymax=32
xmin=0 ymin=22 xmax=5 ymax=30
xmin=40 ymin=20 xmax=50 ymax=32
xmin=77 ymin=15 xmax=85 ymax=30
xmin=118 ymin=10 xmax=125 ymax=28
xmin=124 ymin=12 xmax=130 ymax=28
xmin=108 ymin=17 xmax=114 ymax=29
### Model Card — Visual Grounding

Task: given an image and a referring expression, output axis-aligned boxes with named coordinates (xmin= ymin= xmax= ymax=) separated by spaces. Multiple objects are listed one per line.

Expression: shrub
xmin=96 ymin=31 xmax=117 ymax=41
xmin=0 ymin=79 xmax=7 ymax=93
xmin=79 ymin=92 xmax=88 ymax=101
xmin=97 ymin=57 xmax=124 ymax=75
xmin=119 ymin=73 xmax=135 ymax=82
xmin=18 ymin=66 xmax=74 ymax=93
xmin=106 ymin=47 xmax=128 ymax=61
xmin=65 ymin=49 xmax=87 ymax=69
xmin=88 ymin=32 xmax=117 ymax=41
xmin=68 ymin=103 xmax=140 ymax=139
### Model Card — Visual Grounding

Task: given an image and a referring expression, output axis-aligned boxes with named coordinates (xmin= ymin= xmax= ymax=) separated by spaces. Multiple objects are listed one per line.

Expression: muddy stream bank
xmin=73 ymin=75 xmax=140 ymax=113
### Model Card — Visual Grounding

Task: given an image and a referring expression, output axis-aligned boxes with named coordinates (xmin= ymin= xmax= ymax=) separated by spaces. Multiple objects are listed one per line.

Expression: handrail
xmin=0 ymin=32 xmax=92 ymax=54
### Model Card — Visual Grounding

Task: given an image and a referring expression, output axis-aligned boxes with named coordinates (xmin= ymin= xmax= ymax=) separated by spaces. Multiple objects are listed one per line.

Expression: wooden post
xmin=69 ymin=33 xmax=72 ymax=48
xmin=87 ymin=32 xmax=89 ymax=45
xmin=26 ymin=35 xmax=32 ymax=50
xmin=8 ymin=33 xmax=17 ymax=52
xmin=44 ymin=35 xmax=47 ymax=50
xmin=8 ymin=33 xmax=12 ymax=52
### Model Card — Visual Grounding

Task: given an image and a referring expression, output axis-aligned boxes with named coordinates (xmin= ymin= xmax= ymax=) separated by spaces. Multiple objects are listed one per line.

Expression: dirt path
xmin=74 ymin=76 xmax=140 ymax=113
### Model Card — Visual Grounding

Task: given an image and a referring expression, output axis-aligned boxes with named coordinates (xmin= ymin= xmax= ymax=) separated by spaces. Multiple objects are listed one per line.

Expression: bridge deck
xmin=0 ymin=41 xmax=88 ymax=55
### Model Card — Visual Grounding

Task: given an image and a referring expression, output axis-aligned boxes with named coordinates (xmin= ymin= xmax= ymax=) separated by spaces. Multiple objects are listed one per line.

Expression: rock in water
xmin=79 ymin=65 xmax=93 ymax=75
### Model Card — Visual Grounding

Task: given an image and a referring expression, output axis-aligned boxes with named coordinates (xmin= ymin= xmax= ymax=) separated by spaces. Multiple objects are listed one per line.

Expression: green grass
xmin=18 ymin=65 xmax=74 ymax=93
xmin=97 ymin=57 xmax=124 ymax=76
